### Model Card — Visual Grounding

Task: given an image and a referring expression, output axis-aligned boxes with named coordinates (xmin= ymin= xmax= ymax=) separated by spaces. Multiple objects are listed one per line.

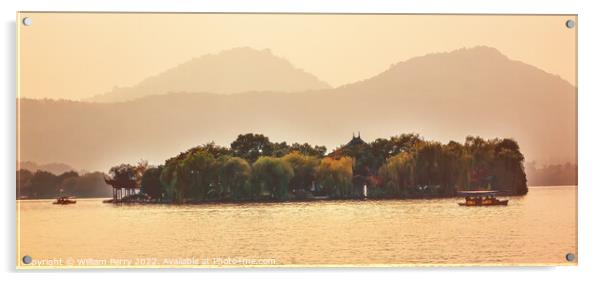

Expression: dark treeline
xmin=16 ymin=169 xmax=112 ymax=199
xmin=107 ymin=133 xmax=528 ymax=203
xmin=526 ymin=162 xmax=577 ymax=187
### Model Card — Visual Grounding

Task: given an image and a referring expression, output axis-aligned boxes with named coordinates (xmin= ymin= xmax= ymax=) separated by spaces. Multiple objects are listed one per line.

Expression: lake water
xmin=17 ymin=186 xmax=577 ymax=267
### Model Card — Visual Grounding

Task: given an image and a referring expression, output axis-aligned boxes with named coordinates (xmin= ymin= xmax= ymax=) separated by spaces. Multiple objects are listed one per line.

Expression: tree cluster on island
xmin=16 ymin=170 xmax=112 ymax=199
xmin=107 ymin=133 xmax=528 ymax=203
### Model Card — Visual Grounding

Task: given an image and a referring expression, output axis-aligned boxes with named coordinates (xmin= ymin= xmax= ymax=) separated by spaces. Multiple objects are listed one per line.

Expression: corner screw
xmin=565 ymin=253 xmax=575 ymax=262
xmin=565 ymin=19 xmax=575 ymax=29
xmin=22 ymin=17 xmax=32 ymax=26
xmin=22 ymin=255 xmax=32 ymax=264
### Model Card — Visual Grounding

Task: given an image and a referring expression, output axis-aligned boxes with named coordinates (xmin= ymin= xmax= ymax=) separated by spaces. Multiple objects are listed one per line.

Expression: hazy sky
xmin=18 ymin=13 xmax=576 ymax=100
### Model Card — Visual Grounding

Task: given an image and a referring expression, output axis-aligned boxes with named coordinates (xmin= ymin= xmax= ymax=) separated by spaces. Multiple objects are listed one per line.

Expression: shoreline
xmin=102 ymin=192 xmax=525 ymax=206
xmin=16 ymin=185 xmax=576 ymax=202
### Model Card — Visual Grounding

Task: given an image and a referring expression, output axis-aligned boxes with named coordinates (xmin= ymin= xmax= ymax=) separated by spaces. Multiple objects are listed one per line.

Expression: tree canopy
xmin=105 ymin=133 xmax=529 ymax=203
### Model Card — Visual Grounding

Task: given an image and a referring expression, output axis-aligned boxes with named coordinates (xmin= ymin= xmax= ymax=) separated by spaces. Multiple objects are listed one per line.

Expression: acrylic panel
xmin=16 ymin=12 xmax=577 ymax=268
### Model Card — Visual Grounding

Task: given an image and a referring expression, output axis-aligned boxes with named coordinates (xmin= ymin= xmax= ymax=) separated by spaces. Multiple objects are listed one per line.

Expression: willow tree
xmin=316 ymin=157 xmax=353 ymax=198
xmin=439 ymin=141 xmax=465 ymax=195
xmin=180 ymin=150 xmax=218 ymax=200
xmin=219 ymin=156 xmax=252 ymax=200
xmin=414 ymin=142 xmax=444 ymax=191
xmin=464 ymin=136 xmax=495 ymax=189
xmin=282 ymin=151 xmax=319 ymax=194
xmin=250 ymin=156 xmax=294 ymax=200
xmin=377 ymin=152 xmax=414 ymax=197
xmin=159 ymin=159 xmax=186 ymax=203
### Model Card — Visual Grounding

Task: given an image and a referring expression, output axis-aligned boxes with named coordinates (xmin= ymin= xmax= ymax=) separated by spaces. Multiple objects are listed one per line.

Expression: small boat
xmin=457 ymin=191 xmax=508 ymax=206
xmin=53 ymin=196 xmax=77 ymax=205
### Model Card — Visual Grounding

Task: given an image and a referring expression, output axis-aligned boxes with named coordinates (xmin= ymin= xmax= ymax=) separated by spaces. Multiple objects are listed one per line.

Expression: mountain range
xmin=17 ymin=46 xmax=576 ymax=176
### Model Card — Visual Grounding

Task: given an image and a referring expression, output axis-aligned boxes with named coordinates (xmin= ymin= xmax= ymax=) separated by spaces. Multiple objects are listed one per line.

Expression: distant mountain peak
xmin=216 ymin=46 xmax=273 ymax=55
xmin=387 ymin=46 xmax=508 ymax=70
xmin=432 ymin=46 xmax=507 ymax=58
xmin=453 ymin=45 xmax=505 ymax=55
xmin=87 ymin=47 xmax=331 ymax=103
xmin=192 ymin=47 xmax=278 ymax=62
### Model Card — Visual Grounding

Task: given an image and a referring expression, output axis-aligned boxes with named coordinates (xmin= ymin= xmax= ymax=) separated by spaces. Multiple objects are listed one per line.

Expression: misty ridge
xmin=18 ymin=161 xmax=77 ymax=175
xmin=87 ymin=47 xmax=332 ymax=103
xmin=17 ymin=46 xmax=576 ymax=186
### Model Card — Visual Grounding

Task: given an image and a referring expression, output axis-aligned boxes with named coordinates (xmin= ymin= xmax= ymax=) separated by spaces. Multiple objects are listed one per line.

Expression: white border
xmin=2 ymin=0 xmax=601 ymax=280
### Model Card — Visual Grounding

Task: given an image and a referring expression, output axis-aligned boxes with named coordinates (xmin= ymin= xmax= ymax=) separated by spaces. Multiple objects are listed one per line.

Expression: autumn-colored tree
xmin=283 ymin=151 xmax=320 ymax=194
xmin=316 ymin=157 xmax=353 ymax=198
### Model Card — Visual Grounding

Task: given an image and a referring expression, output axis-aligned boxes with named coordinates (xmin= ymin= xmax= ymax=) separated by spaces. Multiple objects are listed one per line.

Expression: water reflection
xmin=18 ymin=186 xmax=576 ymax=266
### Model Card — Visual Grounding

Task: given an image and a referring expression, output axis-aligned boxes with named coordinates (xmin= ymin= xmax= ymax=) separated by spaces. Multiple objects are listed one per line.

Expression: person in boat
xmin=54 ymin=196 xmax=76 ymax=204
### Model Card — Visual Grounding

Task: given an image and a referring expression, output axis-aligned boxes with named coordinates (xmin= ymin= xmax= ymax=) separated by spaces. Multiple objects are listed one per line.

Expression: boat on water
xmin=53 ymin=196 xmax=77 ymax=205
xmin=457 ymin=191 xmax=508 ymax=206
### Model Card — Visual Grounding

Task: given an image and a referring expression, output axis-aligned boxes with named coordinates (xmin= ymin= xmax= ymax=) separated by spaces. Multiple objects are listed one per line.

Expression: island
xmin=102 ymin=133 xmax=528 ymax=204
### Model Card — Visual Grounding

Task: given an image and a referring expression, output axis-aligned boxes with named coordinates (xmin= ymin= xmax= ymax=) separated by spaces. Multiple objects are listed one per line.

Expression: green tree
xmin=371 ymin=133 xmax=423 ymax=168
xmin=491 ymin=138 xmax=528 ymax=195
xmin=218 ymin=157 xmax=252 ymax=200
xmin=414 ymin=142 xmax=443 ymax=192
xmin=108 ymin=164 xmax=138 ymax=186
xmin=180 ymin=150 xmax=218 ymax=200
xmin=271 ymin=141 xmax=291 ymax=157
xmin=378 ymin=152 xmax=414 ymax=197
xmin=141 ymin=166 xmax=164 ymax=200
xmin=290 ymin=143 xmax=327 ymax=157
xmin=250 ymin=156 xmax=294 ymax=200
xmin=464 ymin=136 xmax=495 ymax=189
xmin=159 ymin=159 xmax=184 ymax=203
xmin=231 ymin=133 xmax=273 ymax=163
xmin=439 ymin=141 xmax=464 ymax=195
xmin=184 ymin=142 xmax=232 ymax=159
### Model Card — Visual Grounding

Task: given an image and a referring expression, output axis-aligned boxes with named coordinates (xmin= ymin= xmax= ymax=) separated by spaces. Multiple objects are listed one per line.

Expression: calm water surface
xmin=18 ymin=186 xmax=576 ymax=266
